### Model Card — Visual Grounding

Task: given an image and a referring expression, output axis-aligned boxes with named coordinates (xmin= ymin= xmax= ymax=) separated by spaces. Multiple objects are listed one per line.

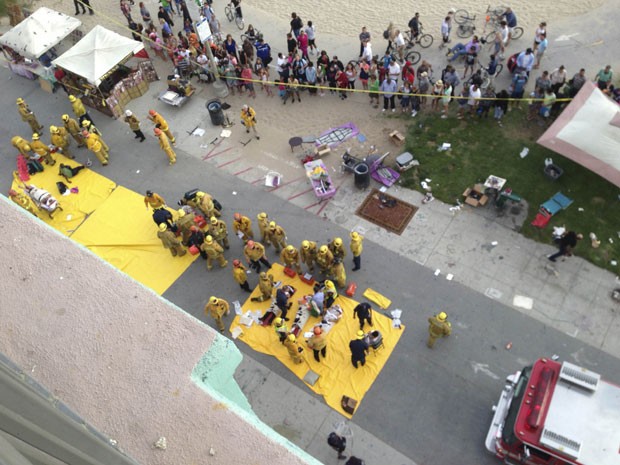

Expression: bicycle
xmin=225 ymin=2 xmax=244 ymax=30
xmin=240 ymin=29 xmax=262 ymax=43
xmin=404 ymin=25 xmax=434 ymax=49
xmin=464 ymin=64 xmax=503 ymax=89
xmin=483 ymin=5 xmax=524 ymax=41
xmin=453 ymin=10 xmax=477 ymax=38
xmin=386 ymin=41 xmax=421 ymax=65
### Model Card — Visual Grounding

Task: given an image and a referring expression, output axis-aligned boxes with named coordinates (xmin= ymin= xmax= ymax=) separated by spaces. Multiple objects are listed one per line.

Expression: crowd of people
xmin=119 ymin=1 xmax=617 ymax=128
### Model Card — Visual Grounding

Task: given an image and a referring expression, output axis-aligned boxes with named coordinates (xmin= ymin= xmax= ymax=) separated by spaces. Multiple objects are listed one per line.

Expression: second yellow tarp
xmin=231 ymin=264 xmax=405 ymax=418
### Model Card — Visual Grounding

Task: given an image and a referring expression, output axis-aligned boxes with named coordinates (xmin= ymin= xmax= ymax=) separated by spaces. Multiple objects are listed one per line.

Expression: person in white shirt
xmin=394 ymin=29 xmax=406 ymax=61
xmin=305 ymin=21 xmax=317 ymax=54
xmin=468 ymin=84 xmax=481 ymax=115
xmin=440 ymin=16 xmax=452 ymax=49
xmin=361 ymin=41 xmax=373 ymax=63
xmin=388 ymin=59 xmax=401 ymax=83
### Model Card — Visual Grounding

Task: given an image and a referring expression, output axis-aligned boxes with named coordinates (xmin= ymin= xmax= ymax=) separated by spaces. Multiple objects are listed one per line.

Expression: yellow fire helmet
xmin=31 ymin=133 xmax=40 ymax=140
xmin=357 ymin=330 xmax=365 ymax=339
xmin=49 ymin=125 xmax=58 ymax=134
xmin=274 ymin=317 xmax=283 ymax=326
xmin=81 ymin=119 xmax=91 ymax=127
xmin=257 ymin=212 xmax=267 ymax=219
xmin=209 ymin=296 xmax=218 ymax=304
xmin=324 ymin=280 xmax=335 ymax=290
xmin=205 ymin=235 xmax=213 ymax=244
xmin=302 ymin=240 xmax=310 ymax=249
xmin=269 ymin=221 xmax=276 ymax=229
xmin=16 ymin=97 xmax=24 ymax=104
xmin=319 ymin=245 xmax=328 ymax=254
xmin=68 ymin=95 xmax=76 ymax=102
xmin=286 ymin=245 xmax=295 ymax=254
xmin=62 ymin=114 xmax=70 ymax=121
xmin=333 ymin=237 xmax=343 ymax=247
xmin=210 ymin=216 xmax=218 ymax=225
xmin=158 ymin=223 xmax=167 ymax=231
xmin=437 ymin=312 xmax=447 ymax=321
xmin=288 ymin=334 xmax=296 ymax=342
xmin=177 ymin=209 xmax=186 ymax=218
xmin=350 ymin=231 xmax=360 ymax=240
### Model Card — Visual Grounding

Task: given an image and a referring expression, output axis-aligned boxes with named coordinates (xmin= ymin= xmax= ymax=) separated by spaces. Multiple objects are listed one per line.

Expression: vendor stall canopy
xmin=0 ymin=7 xmax=81 ymax=60
xmin=52 ymin=25 xmax=144 ymax=86
xmin=537 ymin=81 xmax=620 ymax=188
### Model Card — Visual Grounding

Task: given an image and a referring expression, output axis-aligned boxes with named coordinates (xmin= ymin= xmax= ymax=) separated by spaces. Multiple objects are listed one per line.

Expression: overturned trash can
xmin=354 ymin=162 xmax=370 ymax=189
xmin=206 ymin=99 xmax=224 ymax=126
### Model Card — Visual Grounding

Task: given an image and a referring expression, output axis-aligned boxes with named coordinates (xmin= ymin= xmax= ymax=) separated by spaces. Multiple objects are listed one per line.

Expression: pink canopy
xmin=537 ymin=81 xmax=620 ymax=187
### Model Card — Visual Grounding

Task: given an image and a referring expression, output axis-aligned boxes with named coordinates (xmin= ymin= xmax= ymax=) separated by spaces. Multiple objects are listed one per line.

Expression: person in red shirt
xmin=336 ymin=69 xmax=349 ymax=100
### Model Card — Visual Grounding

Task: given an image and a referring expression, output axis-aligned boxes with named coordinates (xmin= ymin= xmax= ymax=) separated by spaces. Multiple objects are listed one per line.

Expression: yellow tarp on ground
xmin=231 ymin=264 xmax=405 ymax=418
xmin=10 ymin=154 xmax=116 ymax=236
xmin=70 ymin=186 xmax=198 ymax=294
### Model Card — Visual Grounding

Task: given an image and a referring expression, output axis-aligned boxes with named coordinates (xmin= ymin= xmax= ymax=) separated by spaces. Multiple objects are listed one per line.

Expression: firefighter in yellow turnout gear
xmin=30 ymin=133 xmax=55 ymax=166
xmin=209 ymin=216 xmax=230 ymax=249
xmin=316 ymin=245 xmax=334 ymax=273
xmin=154 ymin=127 xmax=176 ymax=165
xmin=283 ymin=334 xmax=304 ymax=364
xmin=205 ymin=296 xmax=230 ymax=333
xmin=148 ymin=109 xmax=175 ymax=143
xmin=427 ymin=312 xmax=452 ymax=348
xmin=62 ymin=114 xmax=85 ymax=147
xmin=256 ymin=212 xmax=270 ymax=244
xmin=266 ymin=221 xmax=287 ymax=252
xmin=16 ymin=98 xmax=43 ymax=133
xmin=200 ymin=235 xmax=228 ymax=270
xmin=157 ymin=223 xmax=186 ymax=257
xmin=232 ymin=259 xmax=251 ymax=292
xmin=251 ymin=272 xmax=274 ymax=302
xmin=233 ymin=213 xmax=254 ymax=242
xmin=50 ymin=126 xmax=73 ymax=159
xmin=300 ymin=240 xmax=318 ymax=273
xmin=83 ymin=130 xmax=108 ymax=166
xmin=280 ymin=245 xmax=302 ymax=274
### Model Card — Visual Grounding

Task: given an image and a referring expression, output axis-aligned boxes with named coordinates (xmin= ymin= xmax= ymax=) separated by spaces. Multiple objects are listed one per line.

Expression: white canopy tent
xmin=0 ymin=7 xmax=81 ymax=60
xmin=537 ymin=81 xmax=620 ymax=188
xmin=52 ymin=25 xmax=144 ymax=86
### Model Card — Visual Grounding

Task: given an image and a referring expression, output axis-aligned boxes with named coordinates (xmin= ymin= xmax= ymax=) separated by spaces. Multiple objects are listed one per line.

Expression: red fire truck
xmin=485 ymin=357 xmax=620 ymax=465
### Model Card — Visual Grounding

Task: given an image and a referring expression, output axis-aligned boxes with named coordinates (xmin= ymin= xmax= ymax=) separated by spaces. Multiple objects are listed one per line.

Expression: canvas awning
xmin=537 ymin=81 xmax=620 ymax=187
xmin=52 ymin=25 xmax=144 ymax=85
xmin=0 ymin=7 xmax=81 ymax=60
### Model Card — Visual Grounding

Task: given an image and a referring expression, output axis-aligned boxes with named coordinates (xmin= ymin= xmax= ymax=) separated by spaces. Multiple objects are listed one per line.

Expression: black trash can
xmin=354 ymin=162 xmax=370 ymax=189
xmin=206 ymin=99 xmax=224 ymax=126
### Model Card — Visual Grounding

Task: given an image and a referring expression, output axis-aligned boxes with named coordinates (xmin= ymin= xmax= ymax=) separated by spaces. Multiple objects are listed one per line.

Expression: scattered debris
xmin=611 ymin=260 xmax=618 ymax=266
xmin=422 ymin=192 xmax=434 ymax=204
xmin=520 ymin=147 xmax=529 ymax=158
xmin=241 ymin=139 xmax=252 ymax=147
xmin=434 ymin=269 xmax=441 ymax=276
xmin=154 ymin=437 xmax=167 ymax=450
xmin=551 ymin=354 xmax=560 ymax=361
xmin=446 ymin=273 xmax=454 ymax=281
xmin=589 ymin=232 xmax=600 ymax=248
xmin=209 ymin=447 xmax=216 ymax=456
xmin=505 ymin=342 xmax=512 ymax=350
xmin=609 ymin=238 xmax=614 ymax=244
xmin=578 ymin=207 xmax=585 ymax=212
xmin=109 ymin=439 xmax=118 ymax=447
xmin=437 ymin=142 xmax=451 ymax=151
xmin=513 ymin=295 xmax=534 ymax=310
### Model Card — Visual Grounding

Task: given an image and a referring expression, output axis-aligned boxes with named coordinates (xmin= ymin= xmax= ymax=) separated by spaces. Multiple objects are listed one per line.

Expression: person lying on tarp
xmin=58 ymin=163 xmax=86 ymax=184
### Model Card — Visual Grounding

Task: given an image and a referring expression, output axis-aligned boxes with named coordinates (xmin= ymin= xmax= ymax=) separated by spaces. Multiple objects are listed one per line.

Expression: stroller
xmin=23 ymin=185 xmax=62 ymax=219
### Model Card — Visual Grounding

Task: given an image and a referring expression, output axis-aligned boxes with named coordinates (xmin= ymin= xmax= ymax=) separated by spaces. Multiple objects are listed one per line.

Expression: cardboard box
xmin=315 ymin=144 xmax=331 ymax=157
xmin=389 ymin=130 xmax=405 ymax=146
xmin=463 ymin=184 xmax=488 ymax=207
